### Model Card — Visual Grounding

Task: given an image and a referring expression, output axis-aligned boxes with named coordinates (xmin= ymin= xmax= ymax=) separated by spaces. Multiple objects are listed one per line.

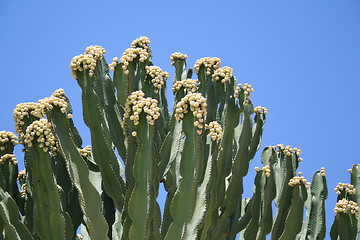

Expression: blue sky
xmin=1 ymin=0 xmax=360 ymax=237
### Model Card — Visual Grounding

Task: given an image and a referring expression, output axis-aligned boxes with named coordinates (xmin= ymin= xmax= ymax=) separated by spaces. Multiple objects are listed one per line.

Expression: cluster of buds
xmin=212 ymin=66 xmax=233 ymax=83
xmin=170 ymin=52 xmax=188 ymax=65
xmin=145 ymin=66 xmax=169 ymax=93
xmin=334 ymin=198 xmax=359 ymax=216
xmin=50 ymin=88 xmax=66 ymax=100
xmin=0 ymin=154 xmax=18 ymax=165
xmin=131 ymin=36 xmax=150 ymax=49
xmin=288 ymin=172 xmax=310 ymax=188
xmin=0 ymin=131 xmax=18 ymax=151
xmin=205 ymin=121 xmax=223 ymax=142
xmin=84 ymin=45 xmax=107 ymax=60
xmin=254 ymin=106 xmax=269 ymax=115
xmin=20 ymin=183 xmax=26 ymax=198
xmin=194 ymin=57 xmax=221 ymax=75
xmin=334 ymin=182 xmax=356 ymax=195
xmin=24 ymin=119 xmax=58 ymax=154
xmin=235 ymin=83 xmax=255 ymax=105
xmin=118 ymin=48 xmax=149 ymax=75
xmin=37 ymin=90 xmax=69 ymax=117
xmin=14 ymin=102 xmax=42 ymax=141
xmin=79 ymin=145 xmax=91 ymax=158
xmin=172 ymin=79 xmax=198 ymax=94
xmin=320 ymin=167 xmax=326 ymax=176
xmin=255 ymin=165 xmax=271 ymax=177
xmin=17 ymin=169 xmax=26 ymax=180
xmin=70 ymin=45 xmax=106 ymax=79
xmin=275 ymin=144 xmax=302 ymax=157
xmin=175 ymin=93 xmax=207 ymax=135
xmin=108 ymin=57 xmax=119 ymax=71
xmin=124 ymin=90 xmax=160 ymax=126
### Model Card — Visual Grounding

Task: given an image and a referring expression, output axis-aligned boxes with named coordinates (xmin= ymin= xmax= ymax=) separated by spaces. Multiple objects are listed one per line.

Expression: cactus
xmin=0 ymin=36 xmax=358 ymax=239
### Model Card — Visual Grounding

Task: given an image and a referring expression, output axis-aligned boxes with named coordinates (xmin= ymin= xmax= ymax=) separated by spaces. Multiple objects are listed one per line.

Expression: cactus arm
xmin=221 ymin=103 xmax=254 ymax=218
xmin=242 ymin=172 xmax=264 ymax=240
xmin=248 ymin=111 xmax=266 ymax=160
xmin=0 ymin=163 xmax=19 ymax=205
xmin=158 ymin=117 xmax=184 ymax=180
xmin=173 ymin=58 xmax=187 ymax=85
xmin=256 ymin=148 xmax=277 ymax=239
xmin=164 ymin=114 xmax=200 ymax=240
xmin=75 ymin=70 xmax=126 ymax=211
xmin=330 ymin=213 xmax=358 ymax=240
xmin=55 ymin=154 xmax=83 ymax=235
xmin=113 ymin=62 xmax=128 ymax=106
xmin=183 ymin=135 xmax=215 ymax=239
xmin=278 ymin=184 xmax=308 ymax=240
xmin=228 ymin=198 xmax=253 ymax=238
xmin=48 ymin=108 xmax=109 ymax=240
xmin=351 ymin=164 xmax=360 ymax=234
xmin=93 ymin=58 xmax=127 ymax=161
xmin=212 ymin=80 xmax=239 ymax=210
xmin=303 ymin=171 xmax=328 ymax=240
xmin=0 ymin=189 xmax=33 ymax=240
xmin=27 ymin=146 xmax=65 ymax=240
xmin=127 ymin=119 xmax=156 ymax=240
xmin=270 ymin=154 xmax=297 ymax=240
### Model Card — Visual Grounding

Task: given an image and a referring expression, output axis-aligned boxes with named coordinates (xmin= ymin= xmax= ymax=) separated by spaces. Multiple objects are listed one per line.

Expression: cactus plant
xmin=0 ymin=36 xmax=358 ymax=239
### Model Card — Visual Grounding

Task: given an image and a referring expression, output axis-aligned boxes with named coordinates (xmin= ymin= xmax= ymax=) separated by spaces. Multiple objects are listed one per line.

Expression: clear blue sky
xmin=1 ymin=0 xmax=360 ymax=237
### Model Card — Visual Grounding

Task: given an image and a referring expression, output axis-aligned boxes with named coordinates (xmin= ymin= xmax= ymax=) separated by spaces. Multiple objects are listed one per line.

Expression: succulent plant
xmin=0 ymin=36 xmax=358 ymax=239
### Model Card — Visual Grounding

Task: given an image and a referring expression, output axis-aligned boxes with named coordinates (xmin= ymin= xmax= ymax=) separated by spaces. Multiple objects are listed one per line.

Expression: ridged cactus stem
xmin=27 ymin=145 xmax=65 ymax=240
xmin=76 ymin=69 xmax=126 ymax=211
xmin=127 ymin=119 xmax=157 ymax=239
xmin=48 ymin=108 xmax=109 ymax=240
xmin=164 ymin=114 xmax=201 ymax=240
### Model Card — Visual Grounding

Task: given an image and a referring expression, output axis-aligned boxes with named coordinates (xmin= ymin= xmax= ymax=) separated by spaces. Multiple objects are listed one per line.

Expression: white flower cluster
xmin=254 ymin=106 xmax=269 ymax=115
xmin=172 ymin=79 xmax=199 ymax=94
xmin=175 ymin=93 xmax=207 ymax=135
xmin=38 ymin=90 xmax=68 ymax=117
xmin=254 ymin=165 xmax=271 ymax=177
xmin=14 ymin=90 xmax=71 ymax=142
xmin=334 ymin=182 xmax=356 ymax=195
xmin=70 ymin=45 xmax=106 ymax=79
xmin=79 ymin=145 xmax=91 ymax=157
xmin=119 ymin=48 xmax=149 ymax=75
xmin=0 ymin=131 xmax=18 ymax=151
xmin=131 ymin=36 xmax=151 ymax=49
xmin=24 ymin=119 xmax=57 ymax=154
xmin=170 ymin=52 xmax=188 ymax=65
xmin=14 ymin=102 xmax=42 ymax=141
xmin=108 ymin=57 xmax=119 ymax=71
xmin=124 ymin=90 xmax=160 ymax=126
xmin=20 ymin=183 xmax=26 ymax=198
xmin=194 ymin=57 xmax=221 ymax=75
xmin=320 ymin=167 xmax=326 ymax=176
xmin=334 ymin=198 xmax=359 ymax=216
xmin=212 ymin=66 xmax=233 ymax=83
xmin=145 ymin=66 xmax=169 ymax=93
xmin=235 ymin=83 xmax=254 ymax=105
xmin=0 ymin=154 xmax=18 ymax=165
xmin=17 ymin=169 xmax=26 ymax=180
xmin=275 ymin=144 xmax=302 ymax=157
xmin=288 ymin=172 xmax=311 ymax=188
xmin=84 ymin=45 xmax=107 ymax=60
xmin=205 ymin=121 xmax=223 ymax=142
